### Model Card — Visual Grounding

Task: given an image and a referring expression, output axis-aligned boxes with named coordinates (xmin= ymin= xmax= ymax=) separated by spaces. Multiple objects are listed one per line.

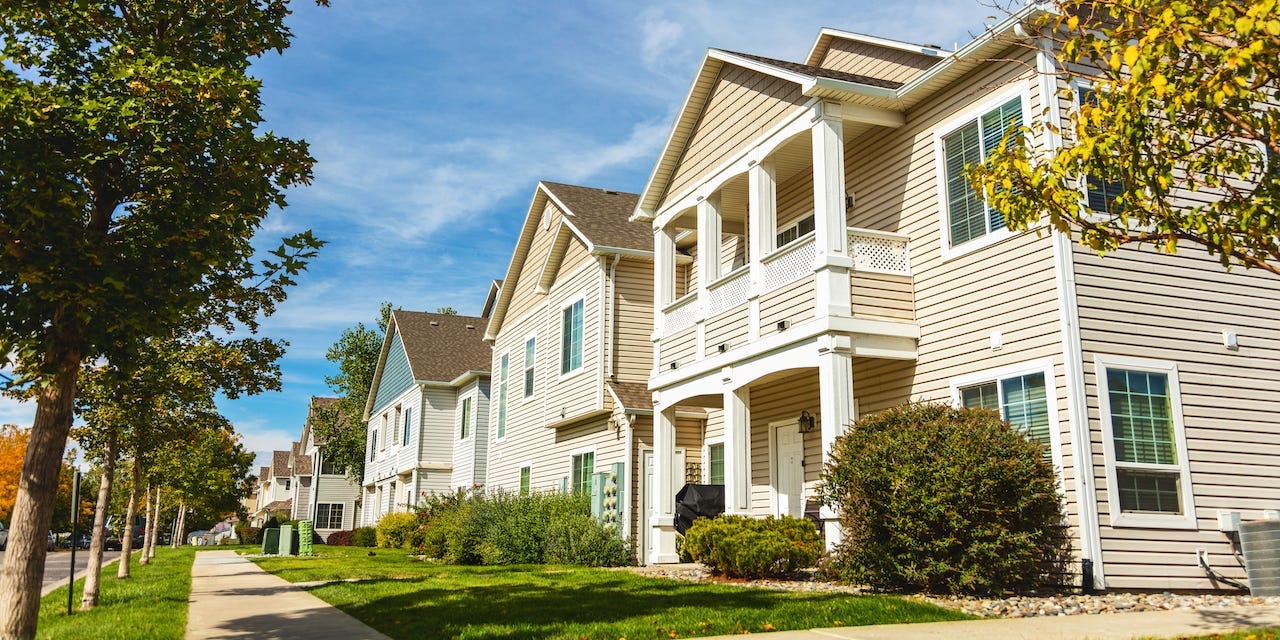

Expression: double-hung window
xmin=497 ymin=353 xmax=508 ymax=439
xmin=1078 ymin=87 xmax=1125 ymax=215
xmin=319 ymin=456 xmax=339 ymax=476
xmin=402 ymin=407 xmax=412 ymax=445
xmin=570 ymin=451 xmax=595 ymax=494
xmin=706 ymin=443 xmax=725 ymax=485
xmin=954 ymin=363 xmax=1054 ymax=460
xmin=1096 ymin=356 xmax=1194 ymax=528
xmin=524 ymin=336 xmax=536 ymax=398
xmin=519 ymin=464 xmax=532 ymax=495
xmin=941 ymin=95 xmax=1024 ymax=248
xmin=460 ymin=397 xmax=472 ymax=439
xmin=316 ymin=503 xmax=344 ymax=530
xmin=393 ymin=407 xmax=401 ymax=445
xmin=370 ymin=429 xmax=377 ymax=460
xmin=561 ymin=299 xmax=584 ymax=375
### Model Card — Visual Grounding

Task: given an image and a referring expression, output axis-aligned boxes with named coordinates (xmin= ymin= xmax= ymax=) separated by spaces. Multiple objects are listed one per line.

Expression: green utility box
xmin=298 ymin=520 xmax=314 ymax=556
xmin=261 ymin=527 xmax=280 ymax=555
xmin=279 ymin=524 xmax=297 ymax=555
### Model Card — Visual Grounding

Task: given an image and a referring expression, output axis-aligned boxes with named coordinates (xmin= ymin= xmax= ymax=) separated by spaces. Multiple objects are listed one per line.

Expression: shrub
xmin=376 ymin=512 xmax=424 ymax=550
xmin=544 ymin=513 xmax=631 ymax=567
xmin=326 ymin=529 xmax=354 ymax=546
xmin=819 ymin=403 xmax=1072 ymax=595
xmin=683 ymin=515 xmax=820 ymax=579
xmin=351 ymin=526 xmax=377 ymax=548
xmin=237 ymin=526 xmax=261 ymax=545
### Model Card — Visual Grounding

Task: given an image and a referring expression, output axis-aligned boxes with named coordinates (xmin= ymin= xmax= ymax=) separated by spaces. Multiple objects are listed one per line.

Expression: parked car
xmin=104 ymin=537 xmax=122 ymax=551
xmin=157 ymin=532 xmax=171 ymax=546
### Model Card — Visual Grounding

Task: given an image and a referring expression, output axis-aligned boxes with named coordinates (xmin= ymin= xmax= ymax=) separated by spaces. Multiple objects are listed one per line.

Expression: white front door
xmin=774 ymin=426 xmax=804 ymax=518
xmin=640 ymin=447 xmax=685 ymax=564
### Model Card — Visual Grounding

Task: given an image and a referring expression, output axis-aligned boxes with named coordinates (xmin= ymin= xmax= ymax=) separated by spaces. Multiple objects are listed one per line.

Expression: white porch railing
xmin=661 ymin=293 xmax=698 ymax=336
xmin=706 ymin=266 xmax=751 ymax=315
xmin=847 ymin=228 xmax=910 ymax=275
xmin=761 ymin=234 xmax=816 ymax=292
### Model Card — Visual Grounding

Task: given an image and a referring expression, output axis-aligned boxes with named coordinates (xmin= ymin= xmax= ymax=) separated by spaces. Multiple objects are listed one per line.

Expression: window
xmin=393 ymin=407 xmax=401 ymax=445
xmin=319 ymin=456 xmax=339 ymax=476
xmin=524 ymin=336 xmax=536 ymax=398
xmin=284 ymin=479 xmax=291 ymax=492
xmin=519 ymin=465 xmax=531 ymax=495
xmin=959 ymin=372 xmax=1052 ymax=455
xmin=497 ymin=353 xmax=508 ymax=439
xmin=570 ymin=451 xmax=595 ymax=494
xmin=460 ymin=397 xmax=472 ymax=439
xmin=941 ymin=95 xmax=1024 ymax=248
xmin=370 ymin=429 xmax=377 ymax=460
xmin=316 ymin=503 xmax=344 ymax=530
xmin=775 ymin=214 xmax=815 ymax=248
xmin=380 ymin=415 xmax=387 ymax=450
xmin=1078 ymin=88 xmax=1125 ymax=215
xmin=560 ymin=299 xmax=584 ymax=374
xmin=1097 ymin=357 xmax=1194 ymax=527
xmin=707 ymin=443 xmax=725 ymax=485
xmin=402 ymin=407 xmax=412 ymax=446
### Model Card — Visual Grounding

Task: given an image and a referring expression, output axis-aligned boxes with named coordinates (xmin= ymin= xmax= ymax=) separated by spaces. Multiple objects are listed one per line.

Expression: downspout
xmin=1038 ymin=36 xmax=1105 ymax=591
xmin=606 ymin=253 xmax=621 ymax=378
xmin=622 ymin=410 xmax=634 ymax=542
xmin=596 ymin=256 xmax=608 ymax=411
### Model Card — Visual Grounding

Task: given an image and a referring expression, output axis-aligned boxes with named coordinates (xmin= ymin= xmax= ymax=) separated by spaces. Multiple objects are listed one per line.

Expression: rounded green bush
xmin=683 ymin=515 xmax=821 ymax=578
xmin=351 ymin=526 xmax=377 ymax=548
xmin=376 ymin=512 xmax=423 ymax=549
xmin=819 ymin=403 xmax=1072 ymax=595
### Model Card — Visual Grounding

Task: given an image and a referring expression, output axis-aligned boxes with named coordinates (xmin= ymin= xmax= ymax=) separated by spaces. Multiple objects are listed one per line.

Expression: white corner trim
xmin=1093 ymin=354 xmax=1197 ymax=531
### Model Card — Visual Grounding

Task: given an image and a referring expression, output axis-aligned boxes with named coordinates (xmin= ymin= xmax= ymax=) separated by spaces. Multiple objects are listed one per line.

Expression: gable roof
xmin=365 ymin=310 xmax=492 ymax=418
xmin=271 ymin=450 xmax=290 ymax=478
xmin=607 ymin=381 xmax=652 ymax=411
xmin=301 ymin=396 xmax=339 ymax=448
xmin=804 ymin=27 xmax=949 ymax=67
xmin=632 ymin=7 xmax=1046 ymax=220
xmin=258 ymin=466 xmax=270 ymax=484
xmin=486 ymin=181 xmax=648 ymax=341
xmin=289 ymin=442 xmax=313 ymax=476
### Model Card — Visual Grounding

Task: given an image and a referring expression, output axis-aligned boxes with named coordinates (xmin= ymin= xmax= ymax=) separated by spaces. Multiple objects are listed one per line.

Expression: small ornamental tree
xmin=819 ymin=404 xmax=1071 ymax=595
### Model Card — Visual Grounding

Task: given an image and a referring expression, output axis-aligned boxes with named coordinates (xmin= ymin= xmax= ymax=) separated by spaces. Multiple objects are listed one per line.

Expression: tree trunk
xmin=0 ymin=350 xmax=81 ymax=640
xmin=137 ymin=484 xmax=152 ymax=566
xmin=146 ymin=486 xmax=161 ymax=560
xmin=80 ymin=429 xmax=117 ymax=611
xmin=117 ymin=456 xmax=142 ymax=579
xmin=171 ymin=500 xmax=185 ymax=549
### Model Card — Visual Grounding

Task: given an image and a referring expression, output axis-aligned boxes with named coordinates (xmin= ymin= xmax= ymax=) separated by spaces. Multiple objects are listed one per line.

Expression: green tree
xmin=312 ymin=303 xmax=393 ymax=483
xmin=436 ymin=306 xmax=459 ymax=315
xmin=972 ymin=0 xmax=1280 ymax=275
xmin=0 ymin=3 xmax=325 ymax=634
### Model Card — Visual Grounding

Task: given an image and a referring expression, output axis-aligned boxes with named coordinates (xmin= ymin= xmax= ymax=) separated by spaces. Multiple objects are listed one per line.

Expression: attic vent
xmin=602 ymin=189 xmax=619 ymax=195
xmin=429 ymin=321 xmax=440 ymax=326
xmin=465 ymin=324 xmax=475 ymax=330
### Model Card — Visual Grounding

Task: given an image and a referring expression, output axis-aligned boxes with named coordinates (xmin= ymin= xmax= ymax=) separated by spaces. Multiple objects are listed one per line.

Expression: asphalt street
xmin=0 ymin=548 xmax=123 ymax=596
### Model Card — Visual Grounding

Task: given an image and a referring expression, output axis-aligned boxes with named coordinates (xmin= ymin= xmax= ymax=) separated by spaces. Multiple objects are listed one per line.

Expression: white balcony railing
xmin=847 ymin=228 xmax=910 ymax=276
xmin=661 ymin=293 xmax=698 ymax=336
xmin=706 ymin=266 xmax=751 ymax=316
xmin=761 ymin=234 xmax=816 ymax=292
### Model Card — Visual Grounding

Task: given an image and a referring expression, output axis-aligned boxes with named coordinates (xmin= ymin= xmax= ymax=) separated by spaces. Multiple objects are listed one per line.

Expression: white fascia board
xmin=806 ymin=27 xmax=950 ymax=66
xmin=633 ymin=53 xmax=722 ymax=222
xmin=707 ymin=49 xmax=813 ymax=85
xmin=363 ymin=314 xmax=400 ymax=422
xmin=486 ymin=186 xmax=552 ymax=342
xmin=895 ymin=5 xmax=1049 ymax=100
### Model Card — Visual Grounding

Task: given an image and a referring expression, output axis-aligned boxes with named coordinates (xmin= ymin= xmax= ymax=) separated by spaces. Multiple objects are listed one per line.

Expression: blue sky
xmin=0 ymin=1 xmax=1005 ymax=468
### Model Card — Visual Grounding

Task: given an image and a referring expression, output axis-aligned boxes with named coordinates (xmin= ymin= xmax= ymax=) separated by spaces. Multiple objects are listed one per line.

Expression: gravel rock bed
xmin=620 ymin=565 xmax=1280 ymax=618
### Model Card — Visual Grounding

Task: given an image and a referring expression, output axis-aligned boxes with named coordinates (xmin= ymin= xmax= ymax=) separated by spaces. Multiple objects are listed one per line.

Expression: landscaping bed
xmin=251 ymin=546 xmax=970 ymax=639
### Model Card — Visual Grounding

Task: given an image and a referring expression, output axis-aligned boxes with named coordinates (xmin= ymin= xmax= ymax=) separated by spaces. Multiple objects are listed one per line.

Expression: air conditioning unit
xmin=1240 ymin=519 xmax=1280 ymax=596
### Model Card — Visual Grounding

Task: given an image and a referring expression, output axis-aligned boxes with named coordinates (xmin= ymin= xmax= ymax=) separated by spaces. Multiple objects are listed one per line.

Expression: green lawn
xmin=1172 ymin=630 xmax=1280 ymax=640
xmin=253 ymin=546 xmax=971 ymax=639
xmin=37 ymin=546 xmax=194 ymax=640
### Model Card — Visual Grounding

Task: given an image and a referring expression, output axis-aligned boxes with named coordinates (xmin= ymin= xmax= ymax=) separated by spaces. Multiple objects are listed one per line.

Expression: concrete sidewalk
xmin=704 ymin=605 xmax=1280 ymax=640
xmin=185 ymin=550 xmax=390 ymax=640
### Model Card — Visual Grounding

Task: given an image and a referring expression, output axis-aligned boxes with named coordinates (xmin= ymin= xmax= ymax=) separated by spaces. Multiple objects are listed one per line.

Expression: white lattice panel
xmin=763 ymin=239 xmax=816 ymax=292
xmin=708 ymin=269 xmax=751 ymax=315
xmin=848 ymin=230 xmax=910 ymax=275
xmin=663 ymin=296 xmax=698 ymax=335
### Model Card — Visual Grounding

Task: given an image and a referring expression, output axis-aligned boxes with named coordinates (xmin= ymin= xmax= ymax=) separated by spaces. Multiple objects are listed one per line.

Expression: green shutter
xmin=572 ymin=300 xmax=584 ymax=371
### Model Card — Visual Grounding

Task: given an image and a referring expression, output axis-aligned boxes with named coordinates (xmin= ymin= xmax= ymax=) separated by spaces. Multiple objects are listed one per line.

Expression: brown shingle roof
xmin=393 ymin=310 xmax=492 ymax=383
xmin=541 ymin=182 xmax=650 ymax=252
xmin=608 ymin=381 xmax=652 ymax=410
xmin=271 ymin=450 xmax=290 ymax=478
xmin=264 ymin=499 xmax=292 ymax=513
xmin=294 ymin=453 xmax=313 ymax=476
xmin=258 ymin=466 xmax=270 ymax=484
xmin=714 ymin=49 xmax=904 ymax=90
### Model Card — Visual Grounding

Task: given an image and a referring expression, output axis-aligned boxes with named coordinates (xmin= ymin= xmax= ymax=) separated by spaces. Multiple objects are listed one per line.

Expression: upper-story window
xmin=284 ymin=478 xmax=291 ymax=491
xmin=560 ymin=299 xmax=584 ymax=375
xmin=319 ymin=456 xmax=339 ymax=476
xmin=497 ymin=353 xmax=508 ymax=440
xmin=369 ymin=429 xmax=377 ymax=460
xmin=775 ymin=214 xmax=815 ymax=249
xmin=402 ymin=406 xmax=412 ymax=446
xmin=380 ymin=414 xmax=388 ymax=450
xmin=1078 ymin=87 xmax=1124 ymax=215
xmin=460 ymin=396 xmax=472 ymax=439
xmin=524 ymin=336 xmax=536 ymax=398
xmin=393 ymin=406 xmax=402 ymax=445
xmin=940 ymin=95 xmax=1024 ymax=248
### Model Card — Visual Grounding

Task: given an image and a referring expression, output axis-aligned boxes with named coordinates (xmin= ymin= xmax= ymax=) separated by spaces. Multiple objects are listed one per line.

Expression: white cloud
xmin=640 ymin=10 xmax=685 ymax=70
xmin=0 ymin=396 xmax=35 ymax=428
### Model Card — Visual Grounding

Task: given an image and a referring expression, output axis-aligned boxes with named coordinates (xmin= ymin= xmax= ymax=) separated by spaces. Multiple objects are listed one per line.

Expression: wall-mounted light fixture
xmin=845 ymin=189 xmax=856 ymax=211
xmin=668 ymin=361 xmax=678 ymax=370
xmin=717 ymin=343 xmax=728 ymax=353
xmin=798 ymin=410 xmax=816 ymax=434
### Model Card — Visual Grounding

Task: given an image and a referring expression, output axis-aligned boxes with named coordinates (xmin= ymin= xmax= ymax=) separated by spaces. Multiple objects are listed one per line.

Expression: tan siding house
xmin=630 ymin=11 xmax=1280 ymax=591
xmin=483 ymin=181 xmax=657 ymax=548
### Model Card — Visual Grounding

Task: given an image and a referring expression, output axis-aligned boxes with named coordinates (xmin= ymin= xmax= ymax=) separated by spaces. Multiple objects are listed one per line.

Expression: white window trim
xmin=569 ymin=445 xmax=597 ymax=493
xmin=458 ymin=394 xmax=474 ymax=442
xmin=949 ymin=357 xmax=1065 ymax=474
xmin=522 ymin=332 xmax=538 ymax=403
xmin=557 ymin=296 xmax=587 ymax=380
xmin=316 ymin=502 xmax=345 ymax=530
xmin=702 ymin=438 xmax=725 ymax=484
xmin=1094 ymin=354 xmax=1196 ymax=530
xmin=933 ymin=82 xmax=1034 ymax=262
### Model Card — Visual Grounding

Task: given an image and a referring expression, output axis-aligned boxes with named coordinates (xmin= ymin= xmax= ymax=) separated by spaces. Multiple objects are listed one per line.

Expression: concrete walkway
xmin=703 ymin=605 xmax=1280 ymax=640
xmin=185 ymin=550 xmax=390 ymax=640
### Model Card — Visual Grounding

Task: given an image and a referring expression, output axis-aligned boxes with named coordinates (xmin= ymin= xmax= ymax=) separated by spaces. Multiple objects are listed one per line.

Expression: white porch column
xmin=695 ymin=195 xmax=720 ymax=359
xmin=723 ymin=383 xmax=751 ymax=515
xmin=654 ymin=226 xmax=676 ymax=337
xmin=811 ymin=101 xmax=853 ymax=318
xmin=747 ymin=159 xmax=775 ymax=340
xmin=817 ymin=334 xmax=855 ymax=550
xmin=648 ymin=403 xmax=680 ymax=564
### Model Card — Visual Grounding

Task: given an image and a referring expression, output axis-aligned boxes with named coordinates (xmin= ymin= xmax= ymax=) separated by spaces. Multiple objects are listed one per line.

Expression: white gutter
xmin=606 ymin=253 xmax=621 ymax=378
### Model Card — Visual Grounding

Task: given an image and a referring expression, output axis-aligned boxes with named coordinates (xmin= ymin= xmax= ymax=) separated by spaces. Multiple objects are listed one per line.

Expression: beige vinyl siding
xmin=817 ymin=39 xmax=939 ymax=84
xmin=759 ymin=277 xmax=816 ymax=337
xmin=418 ymin=386 xmax=456 ymax=468
xmin=451 ymin=378 xmax=491 ymax=489
xmin=851 ymin=272 xmax=915 ymax=321
xmin=704 ymin=304 xmax=750 ymax=356
xmin=1074 ymin=245 xmax=1280 ymax=589
xmin=507 ymin=202 xmax=567 ymax=323
xmin=660 ymin=326 xmax=697 ymax=369
xmin=746 ymin=370 xmax=822 ymax=514
xmin=662 ymin=66 xmax=806 ymax=209
xmin=612 ymin=259 xmax=656 ymax=381
xmin=545 ymin=262 xmax=603 ymax=425
xmin=629 ymin=415 xmax=653 ymax=546
xmin=558 ymin=231 xmax=594 ymax=279
xmin=775 ymin=164 xmax=815 ymax=233
xmin=313 ymin=475 xmax=360 ymax=531
xmin=293 ymin=476 xmax=311 ymax=521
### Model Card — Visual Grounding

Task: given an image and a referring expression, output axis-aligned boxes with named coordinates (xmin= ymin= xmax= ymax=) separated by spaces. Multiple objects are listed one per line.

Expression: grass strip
xmin=254 ymin=546 xmax=971 ymax=640
xmin=37 ymin=546 xmax=195 ymax=640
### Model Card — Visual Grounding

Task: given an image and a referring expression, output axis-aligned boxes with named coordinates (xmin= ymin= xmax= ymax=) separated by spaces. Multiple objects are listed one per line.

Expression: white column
xmin=654 ymin=226 xmax=676 ymax=335
xmin=817 ymin=334 xmax=855 ymax=550
xmin=697 ymin=194 xmax=722 ymax=289
xmin=723 ymin=383 xmax=751 ymax=515
xmin=648 ymin=403 xmax=680 ymax=564
xmin=747 ymin=159 xmax=775 ymax=339
xmin=811 ymin=101 xmax=853 ymax=318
